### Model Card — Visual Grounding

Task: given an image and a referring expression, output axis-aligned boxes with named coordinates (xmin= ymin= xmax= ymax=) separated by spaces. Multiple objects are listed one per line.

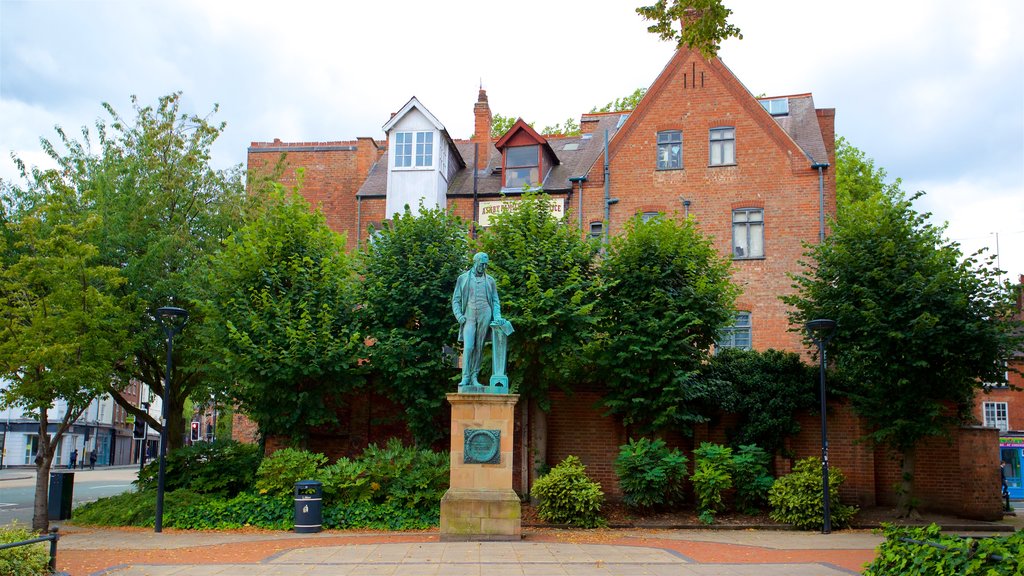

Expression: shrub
xmin=530 ymin=456 xmax=605 ymax=528
xmin=732 ymin=444 xmax=774 ymax=513
xmin=136 ymin=440 xmax=261 ymax=497
xmin=168 ymin=493 xmax=293 ymax=530
xmin=614 ymin=437 xmax=688 ymax=510
xmin=254 ymin=448 xmax=329 ymax=497
xmin=768 ymin=457 xmax=858 ymax=530
xmin=323 ymin=500 xmax=439 ymax=531
xmin=359 ymin=439 xmax=449 ymax=508
xmin=0 ymin=522 xmax=50 ymax=576
xmin=690 ymin=443 xmax=734 ymax=524
xmin=864 ymin=523 xmax=1022 ymax=575
xmin=320 ymin=457 xmax=372 ymax=504
xmin=71 ymin=489 xmax=215 ymax=527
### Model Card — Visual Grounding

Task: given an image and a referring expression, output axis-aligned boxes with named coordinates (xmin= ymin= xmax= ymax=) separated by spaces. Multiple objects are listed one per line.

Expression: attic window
xmin=562 ymin=143 xmax=580 ymax=151
xmin=504 ymin=145 xmax=540 ymax=189
xmin=760 ymin=98 xmax=789 ymax=116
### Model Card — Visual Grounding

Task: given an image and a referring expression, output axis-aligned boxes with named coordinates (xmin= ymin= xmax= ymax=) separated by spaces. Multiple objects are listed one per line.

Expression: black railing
xmin=899 ymin=536 xmax=1005 ymax=563
xmin=0 ymin=526 xmax=60 ymax=573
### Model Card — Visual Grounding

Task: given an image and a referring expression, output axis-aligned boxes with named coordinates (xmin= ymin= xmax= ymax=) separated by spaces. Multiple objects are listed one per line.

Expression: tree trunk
xmin=528 ymin=397 xmax=547 ymax=499
xmin=32 ymin=412 xmax=53 ymax=532
xmin=896 ymin=446 xmax=922 ymax=519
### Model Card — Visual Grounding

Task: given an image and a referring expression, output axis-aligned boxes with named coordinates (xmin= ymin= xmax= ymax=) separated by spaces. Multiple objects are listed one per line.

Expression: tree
xmin=595 ymin=213 xmax=738 ymax=435
xmin=490 ymin=114 xmax=525 ymax=139
xmin=478 ymin=192 xmax=601 ymax=487
xmin=34 ymin=93 xmax=255 ymax=450
xmin=636 ymin=0 xmax=742 ymax=58
xmin=590 ymin=88 xmax=648 ymax=113
xmin=541 ymin=117 xmax=581 ymax=137
xmin=192 ymin=185 xmax=365 ymax=447
xmin=785 ymin=182 xmax=1022 ymax=515
xmin=0 ymin=171 xmax=129 ymax=530
xmin=358 ymin=204 xmax=470 ymax=446
xmin=835 ymin=136 xmax=902 ymax=210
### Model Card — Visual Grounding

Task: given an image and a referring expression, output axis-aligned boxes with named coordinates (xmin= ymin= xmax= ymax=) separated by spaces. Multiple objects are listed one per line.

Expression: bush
xmin=71 ymin=489 xmax=215 ymax=527
xmin=768 ymin=457 xmax=858 ymax=530
xmin=690 ymin=443 xmax=734 ymax=524
xmin=168 ymin=492 xmax=293 ymax=530
xmin=530 ymin=456 xmax=605 ymax=528
xmin=732 ymin=444 xmax=774 ymax=513
xmin=614 ymin=437 xmax=688 ymax=510
xmin=864 ymin=523 xmax=1022 ymax=575
xmin=359 ymin=439 xmax=449 ymax=508
xmin=254 ymin=448 xmax=329 ymax=497
xmin=323 ymin=500 xmax=439 ymax=530
xmin=0 ymin=523 xmax=50 ymax=576
xmin=136 ymin=440 xmax=261 ymax=497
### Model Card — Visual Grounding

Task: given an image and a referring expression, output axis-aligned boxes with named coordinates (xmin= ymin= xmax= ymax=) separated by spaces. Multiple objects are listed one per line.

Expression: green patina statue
xmin=452 ymin=252 xmax=513 ymax=393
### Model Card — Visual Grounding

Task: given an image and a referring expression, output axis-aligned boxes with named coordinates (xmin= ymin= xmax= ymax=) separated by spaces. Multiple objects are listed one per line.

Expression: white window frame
xmin=718 ymin=312 xmax=752 ymax=351
xmin=732 ymin=208 xmax=765 ymax=259
xmin=709 ymin=127 xmax=735 ymax=166
xmin=394 ymin=131 xmax=433 ymax=169
xmin=415 ymin=132 xmax=433 ymax=167
xmin=983 ymin=402 xmax=1009 ymax=431
xmin=394 ymin=131 xmax=413 ymax=168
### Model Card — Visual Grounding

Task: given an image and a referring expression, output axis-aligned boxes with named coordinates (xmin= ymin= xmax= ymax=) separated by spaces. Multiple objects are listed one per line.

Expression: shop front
xmin=1000 ymin=434 xmax=1023 ymax=500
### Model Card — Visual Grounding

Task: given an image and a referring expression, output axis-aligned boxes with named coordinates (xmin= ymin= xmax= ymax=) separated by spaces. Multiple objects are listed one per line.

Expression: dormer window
xmin=760 ymin=98 xmax=789 ymax=116
xmin=395 ymin=131 xmax=433 ymax=168
xmin=504 ymin=145 xmax=539 ymax=189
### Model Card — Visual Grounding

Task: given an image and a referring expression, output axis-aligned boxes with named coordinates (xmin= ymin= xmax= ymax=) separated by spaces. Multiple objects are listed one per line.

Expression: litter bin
xmin=294 ymin=480 xmax=322 ymax=533
xmin=48 ymin=471 xmax=75 ymax=520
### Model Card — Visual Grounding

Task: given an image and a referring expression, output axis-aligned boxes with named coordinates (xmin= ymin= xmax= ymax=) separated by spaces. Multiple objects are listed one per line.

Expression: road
xmin=0 ymin=465 xmax=139 ymax=527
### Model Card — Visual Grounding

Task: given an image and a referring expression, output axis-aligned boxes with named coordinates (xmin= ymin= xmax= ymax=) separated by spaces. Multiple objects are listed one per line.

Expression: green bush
xmin=690 ymin=442 xmax=734 ymax=524
xmin=71 ymin=489 xmax=215 ymax=527
xmin=136 ymin=440 xmax=261 ymax=497
xmin=530 ymin=456 xmax=605 ymax=528
xmin=732 ymin=444 xmax=774 ymax=513
xmin=0 ymin=523 xmax=50 ymax=576
xmin=323 ymin=500 xmax=439 ymax=530
xmin=614 ymin=437 xmax=688 ymax=510
xmin=168 ymin=493 xmax=293 ymax=530
xmin=768 ymin=457 xmax=858 ymax=530
xmin=254 ymin=448 xmax=329 ymax=497
xmin=320 ymin=457 xmax=372 ymax=503
xmin=360 ymin=439 xmax=449 ymax=508
xmin=864 ymin=523 xmax=1022 ymax=575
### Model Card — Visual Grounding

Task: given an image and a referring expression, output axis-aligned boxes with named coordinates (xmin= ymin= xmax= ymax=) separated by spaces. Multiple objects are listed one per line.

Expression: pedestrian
xmin=69 ymin=448 xmax=78 ymax=469
xmin=89 ymin=450 xmax=97 ymax=470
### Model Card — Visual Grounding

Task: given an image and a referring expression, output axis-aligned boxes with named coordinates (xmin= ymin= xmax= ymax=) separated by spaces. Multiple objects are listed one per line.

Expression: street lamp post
xmin=138 ymin=401 xmax=151 ymax=475
xmin=154 ymin=306 xmax=188 ymax=533
xmin=805 ymin=318 xmax=837 ymax=534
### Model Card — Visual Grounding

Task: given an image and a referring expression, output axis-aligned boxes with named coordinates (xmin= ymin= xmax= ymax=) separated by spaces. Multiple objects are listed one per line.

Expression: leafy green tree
xmin=358 ymin=204 xmax=470 ymax=446
xmin=835 ymin=136 xmax=902 ymax=211
xmin=0 ymin=173 xmax=129 ymax=530
xmin=541 ymin=117 xmax=581 ymax=137
xmin=636 ymin=0 xmax=743 ymax=58
xmin=703 ymin=348 xmax=818 ymax=455
xmin=490 ymin=114 xmax=528 ymax=139
xmin=26 ymin=93 xmax=255 ymax=450
xmin=785 ymin=184 xmax=1021 ymax=515
xmin=590 ymin=88 xmax=648 ymax=113
xmin=192 ymin=186 xmax=364 ymax=447
xmin=595 ymin=213 xmax=738 ymax=435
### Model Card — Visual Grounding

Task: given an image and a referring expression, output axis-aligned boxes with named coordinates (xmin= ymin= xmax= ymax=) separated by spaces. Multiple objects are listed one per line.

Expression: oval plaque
xmin=464 ymin=429 xmax=500 ymax=464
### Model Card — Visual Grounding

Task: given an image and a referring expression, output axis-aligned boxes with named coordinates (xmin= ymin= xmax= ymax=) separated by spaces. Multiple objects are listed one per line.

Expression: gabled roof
xmin=494 ymin=118 xmax=557 ymax=163
xmin=378 ymin=96 xmax=466 ymax=172
xmin=760 ymin=94 xmax=829 ymax=165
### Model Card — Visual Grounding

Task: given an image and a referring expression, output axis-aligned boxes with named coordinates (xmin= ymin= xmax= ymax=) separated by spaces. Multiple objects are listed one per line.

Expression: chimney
xmin=473 ymin=88 xmax=492 ymax=171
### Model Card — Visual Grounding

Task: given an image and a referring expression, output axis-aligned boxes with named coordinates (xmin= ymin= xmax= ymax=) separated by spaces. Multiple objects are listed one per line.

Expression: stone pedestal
xmin=440 ymin=393 xmax=521 ymax=541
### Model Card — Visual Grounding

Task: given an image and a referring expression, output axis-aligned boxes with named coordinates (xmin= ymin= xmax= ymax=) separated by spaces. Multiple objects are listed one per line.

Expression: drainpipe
xmin=569 ymin=176 xmax=587 ymax=234
xmin=812 ymin=162 xmax=830 ymax=243
xmin=603 ymin=130 xmax=618 ymax=243
xmin=682 ymin=198 xmax=691 ymax=219
xmin=356 ymin=196 xmax=362 ymax=247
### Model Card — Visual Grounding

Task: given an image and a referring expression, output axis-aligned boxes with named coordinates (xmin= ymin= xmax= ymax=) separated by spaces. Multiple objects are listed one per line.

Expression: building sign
xmin=999 ymin=436 xmax=1024 ymax=448
xmin=477 ymin=198 xmax=565 ymax=228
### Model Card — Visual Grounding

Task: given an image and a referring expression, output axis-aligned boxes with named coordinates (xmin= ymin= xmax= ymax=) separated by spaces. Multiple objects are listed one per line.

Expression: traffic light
xmin=133 ymin=421 xmax=145 ymax=440
xmin=190 ymin=421 xmax=200 ymax=442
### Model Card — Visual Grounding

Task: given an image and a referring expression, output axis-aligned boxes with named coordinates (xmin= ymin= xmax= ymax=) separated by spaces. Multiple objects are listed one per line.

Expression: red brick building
xmin=244 ymin=47 xmax=1003 ymax=519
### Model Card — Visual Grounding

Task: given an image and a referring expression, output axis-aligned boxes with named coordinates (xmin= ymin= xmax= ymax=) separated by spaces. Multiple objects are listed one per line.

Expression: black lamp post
xmin=805 ymin=318 xmax=837 ymax=534
xmin=154 ymin=306 xmax=188 ymax=533
xmin=138 ymin=401 xmax=151 ymax=474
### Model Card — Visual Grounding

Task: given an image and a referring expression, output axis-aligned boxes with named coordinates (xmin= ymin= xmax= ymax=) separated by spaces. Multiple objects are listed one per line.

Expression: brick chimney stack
xmin=473 ymin=88 xmax=492 ymax=171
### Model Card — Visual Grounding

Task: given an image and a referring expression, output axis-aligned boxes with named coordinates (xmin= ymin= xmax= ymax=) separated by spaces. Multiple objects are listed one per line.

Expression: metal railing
xmin=899 ymin=536 xmax=1005 ymax=564
xmin=0 ymin=526 xmax=60 ymax=573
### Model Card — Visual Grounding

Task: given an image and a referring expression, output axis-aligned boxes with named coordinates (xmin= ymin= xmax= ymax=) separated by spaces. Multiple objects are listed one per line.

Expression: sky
xmin=2 ymin=0 xmax=1022 ymax=281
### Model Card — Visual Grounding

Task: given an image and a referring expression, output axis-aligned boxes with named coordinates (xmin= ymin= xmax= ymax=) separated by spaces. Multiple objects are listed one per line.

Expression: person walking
xmin=89 ymin=450 xmax=97 ymax=470
xmin=69 ymin=448 xmax=78 ymax=469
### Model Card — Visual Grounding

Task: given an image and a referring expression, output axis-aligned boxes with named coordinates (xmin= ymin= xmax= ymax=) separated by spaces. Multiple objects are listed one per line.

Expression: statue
xmin=452 ymin=252 xmax=513 ymax=393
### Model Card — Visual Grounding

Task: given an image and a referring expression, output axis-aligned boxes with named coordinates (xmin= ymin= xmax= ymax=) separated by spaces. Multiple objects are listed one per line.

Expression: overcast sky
xmin=2 ymin=0 xmax=1022 ymax=280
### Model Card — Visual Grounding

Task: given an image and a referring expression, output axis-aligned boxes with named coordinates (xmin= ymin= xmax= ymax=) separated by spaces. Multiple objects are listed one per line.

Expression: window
xmin=656 ymin=130 xmax=682 ymax=169
xmin=718 ymin=312 xmax=752 ymax=351
xmin=642 ymin=211 xmax=660 ymax=222
xmin=395 ymin=131 xmax=432 ymax=168
xmin=505 ymin=145 xmax=539 ymax=189
xmin=415 ymin=132 xmax=433 ymax=167
xmin=760 ymin=98 xmax=789 ymax=116
xmin=589 ymin=221 xmax=604 ymax=239
xmin=733 ymin=208 xmax=764 ymax=259
xmin=984 ymin=402 xmax=1009 ymax=431
xmin=709 ymin=127 xmax=735 ymax=166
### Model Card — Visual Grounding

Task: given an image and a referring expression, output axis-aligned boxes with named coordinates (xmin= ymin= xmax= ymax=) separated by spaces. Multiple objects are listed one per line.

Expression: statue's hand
xmin=458 ymin=315 xmax=466 ymax=326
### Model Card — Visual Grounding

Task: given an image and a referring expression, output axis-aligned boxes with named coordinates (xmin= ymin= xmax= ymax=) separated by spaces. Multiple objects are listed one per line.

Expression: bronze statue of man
xmin=452 ymin=252 xmax=504 ymax=390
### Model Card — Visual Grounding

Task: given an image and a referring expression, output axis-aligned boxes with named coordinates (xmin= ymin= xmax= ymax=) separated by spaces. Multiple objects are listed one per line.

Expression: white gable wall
xmin=385 ymin=107 xmax=451 ymax=218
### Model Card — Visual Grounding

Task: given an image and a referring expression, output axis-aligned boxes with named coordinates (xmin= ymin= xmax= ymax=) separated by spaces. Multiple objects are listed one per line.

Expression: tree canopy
xmin=635 ymin=0 xmax=742 ymax=58
xmin=595 ymin=213 xmax=738 ymax=434
xmin=192 ymin=185 xmax=364 ymax=446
